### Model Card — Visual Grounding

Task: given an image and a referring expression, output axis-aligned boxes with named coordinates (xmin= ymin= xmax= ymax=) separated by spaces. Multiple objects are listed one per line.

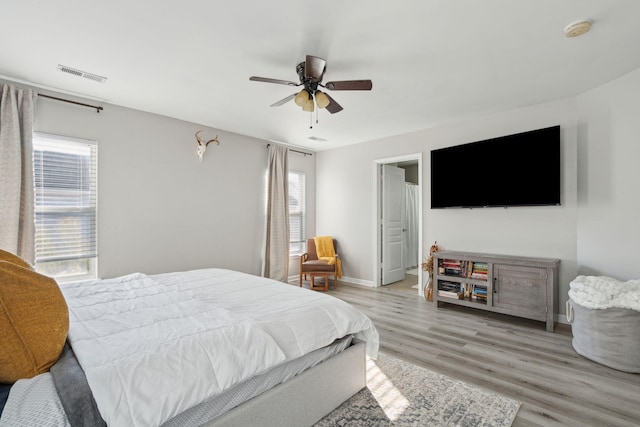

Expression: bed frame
xmin=206 ymin=341 xmax=366 ymax=427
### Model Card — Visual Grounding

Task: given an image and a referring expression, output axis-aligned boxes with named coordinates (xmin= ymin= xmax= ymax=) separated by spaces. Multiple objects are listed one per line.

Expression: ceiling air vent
xmin=307 ymin=136 xmax=327 ymax=142
xmin=57 ymin=64 xmax=107 ymax=83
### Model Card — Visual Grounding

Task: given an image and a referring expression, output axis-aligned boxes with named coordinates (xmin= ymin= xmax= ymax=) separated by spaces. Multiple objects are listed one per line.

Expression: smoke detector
xmin=564 ymin=20 xmax=592 ymax=38
xmin=57 ymin=64 xmax=107 ymax=83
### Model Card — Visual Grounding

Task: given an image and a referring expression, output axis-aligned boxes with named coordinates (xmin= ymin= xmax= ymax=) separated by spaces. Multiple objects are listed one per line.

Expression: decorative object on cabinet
xmin=195 ymin=130 xmax=220 ymax=162
xmin=421 ymin=241 xmax=440 ymax=302
xmin=433 ymin=251 xmax=559 ymax=332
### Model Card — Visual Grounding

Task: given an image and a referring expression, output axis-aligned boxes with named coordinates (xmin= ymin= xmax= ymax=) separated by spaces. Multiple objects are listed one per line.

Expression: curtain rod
xmin=266 ymin=144 xmax=312 ymax=156
xmin=39 ymin=94 xmax=103 ymax=113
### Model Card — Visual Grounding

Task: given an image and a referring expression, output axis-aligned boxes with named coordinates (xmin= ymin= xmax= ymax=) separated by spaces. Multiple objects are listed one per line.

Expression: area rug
xmin=314 ymin=352 xmax=520 ymax=427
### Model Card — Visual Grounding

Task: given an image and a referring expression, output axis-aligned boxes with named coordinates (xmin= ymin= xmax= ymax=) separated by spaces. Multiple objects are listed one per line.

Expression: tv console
xmin=433 ymin=251 xmax=560 ymax=332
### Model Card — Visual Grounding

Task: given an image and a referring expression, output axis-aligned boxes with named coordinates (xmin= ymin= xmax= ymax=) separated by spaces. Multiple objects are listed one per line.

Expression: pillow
xmin=0 ymin=249 xmax=33 ymax=270
xmin=0 ymin=261 xmax=69 ymax=384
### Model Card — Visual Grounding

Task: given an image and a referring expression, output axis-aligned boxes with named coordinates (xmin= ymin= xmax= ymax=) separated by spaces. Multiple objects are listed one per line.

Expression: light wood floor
xmin=296 ymin=277 xmax=640 ymax=427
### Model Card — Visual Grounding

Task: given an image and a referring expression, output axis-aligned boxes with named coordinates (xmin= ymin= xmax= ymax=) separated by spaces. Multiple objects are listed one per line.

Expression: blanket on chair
xmin=314 ymin=236 xmax=343 ymax=278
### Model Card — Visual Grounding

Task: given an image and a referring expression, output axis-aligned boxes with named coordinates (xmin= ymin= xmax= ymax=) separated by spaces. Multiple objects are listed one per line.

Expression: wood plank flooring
xmin=296 ymin=276 xmax=640 ymax=427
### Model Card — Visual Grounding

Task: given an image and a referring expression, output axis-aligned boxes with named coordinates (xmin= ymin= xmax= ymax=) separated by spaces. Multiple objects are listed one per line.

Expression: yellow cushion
xmin=0 ymin=261 xmax=69 ymax=383
xmin=314 ymin=236 xmax=343 ymax=278
xmin=0 ymin=249 xmax=33 ymax=270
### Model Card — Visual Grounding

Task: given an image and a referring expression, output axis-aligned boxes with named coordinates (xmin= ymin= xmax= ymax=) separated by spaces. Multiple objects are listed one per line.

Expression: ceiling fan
xmin=249 ymin=55 xmax=373 ymax=115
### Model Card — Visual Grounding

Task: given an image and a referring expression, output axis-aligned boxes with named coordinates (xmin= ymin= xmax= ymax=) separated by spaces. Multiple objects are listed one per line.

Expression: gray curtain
xmin=262 ymin=144 xmax=289 ymax=281
xmin=0 ymin=84 xmax=37 ymax=263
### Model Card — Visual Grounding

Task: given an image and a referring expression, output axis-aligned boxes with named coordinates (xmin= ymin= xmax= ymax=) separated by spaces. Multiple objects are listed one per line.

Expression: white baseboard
xmin=287 ymin=275 xmax=300 ymax=284
xmin=556 ymin=313 xmax=569 ymax=325
xmin=290 ymin=274 xmax=375 ymax=288
xmin=339 ymin=276 xmax=376 ymax=287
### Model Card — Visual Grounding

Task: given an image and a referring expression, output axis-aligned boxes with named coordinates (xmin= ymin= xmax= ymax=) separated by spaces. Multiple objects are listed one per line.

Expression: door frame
xmin=373 ymin=153 xmax=423 ymax=293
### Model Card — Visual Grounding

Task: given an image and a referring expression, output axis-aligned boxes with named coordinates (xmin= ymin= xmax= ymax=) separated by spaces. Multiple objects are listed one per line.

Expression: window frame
xmin=32 ymin=132 xmax=98 ymax=282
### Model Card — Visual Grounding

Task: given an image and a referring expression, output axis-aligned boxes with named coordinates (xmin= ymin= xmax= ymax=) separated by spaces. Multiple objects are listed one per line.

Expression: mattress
xmin=0 ymin=336 xmax=354 ymax=427
xmin=1 ymin=267 xmax=378 ymax=426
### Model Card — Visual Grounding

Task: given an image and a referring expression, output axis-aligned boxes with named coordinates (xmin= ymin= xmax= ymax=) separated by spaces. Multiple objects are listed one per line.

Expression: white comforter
xmin=59 ymin=268 xmax=378 ymax=427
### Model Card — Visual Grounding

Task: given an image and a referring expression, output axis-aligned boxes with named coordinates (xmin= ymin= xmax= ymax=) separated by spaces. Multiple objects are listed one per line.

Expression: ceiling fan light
xmin=294 ymin=89 xmax=309 ymax=107
xmin=315 ymin=91 xmax=330 ymax=109
xmin=302 ymin=98 xmax=315 ymax=112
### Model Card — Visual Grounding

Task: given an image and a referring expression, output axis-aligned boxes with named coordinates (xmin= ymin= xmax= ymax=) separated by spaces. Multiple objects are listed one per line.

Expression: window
xmin=288 ymin=171 xmax=305 ymax=254
xmin=33 ymin=133 xmax=98 ymax=282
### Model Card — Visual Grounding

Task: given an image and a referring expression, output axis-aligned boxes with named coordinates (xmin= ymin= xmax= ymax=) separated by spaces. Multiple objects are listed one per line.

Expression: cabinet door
xmin=493 ymin=264 xmax=546 ymax=320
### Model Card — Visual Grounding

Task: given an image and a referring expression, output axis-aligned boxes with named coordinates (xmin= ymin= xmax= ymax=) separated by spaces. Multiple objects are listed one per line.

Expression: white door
xmin=381 ymin=164 xmax=406 ymax=285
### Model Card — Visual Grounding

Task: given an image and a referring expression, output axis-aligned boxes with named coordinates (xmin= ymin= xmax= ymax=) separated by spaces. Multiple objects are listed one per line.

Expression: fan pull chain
xmin=309 ymin=112 xmax=313 ymax=129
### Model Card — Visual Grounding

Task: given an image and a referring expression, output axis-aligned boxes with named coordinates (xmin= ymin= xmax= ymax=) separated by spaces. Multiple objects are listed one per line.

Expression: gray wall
xmin=7 ymin=64 xmax=640 ymax=317
xmin=576 ymin=67 xmax=640 ymax=280
xmin=399 ymin=163 xmax=419 ymax=184
xmin=29 ymin=86 xmax=316 ymax=279
xmin=316 ymin=66 xmax=640 ymax=318
xmin=317 ymin=97 xmax=577 ymax=281
xmin=316 ymin=98 xmax=579 ymax=314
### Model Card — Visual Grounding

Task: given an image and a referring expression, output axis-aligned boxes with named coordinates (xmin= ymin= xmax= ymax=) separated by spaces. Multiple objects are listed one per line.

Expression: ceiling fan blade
xmin=270 ymin=93 xmax=297 ymax=107
xmin=250 ymin=76 xmax=299 ymax=86
xmin=324 ymin=93 xmax=343 ymax=114
xmin=305 ymin=55 xmax=326 ymax=82
xmin=325 ymin=80 xmax=373 ymax=91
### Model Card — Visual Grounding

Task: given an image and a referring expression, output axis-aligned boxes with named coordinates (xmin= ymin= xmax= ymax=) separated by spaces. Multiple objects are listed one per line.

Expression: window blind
xmin=33 ymin=133 xmax=97 ymax=267
xmin=288 ymin=171 xmax=305 ymax=254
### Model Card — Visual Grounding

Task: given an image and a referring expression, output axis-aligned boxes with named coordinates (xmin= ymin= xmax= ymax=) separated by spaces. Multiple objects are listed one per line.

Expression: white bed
xmin=0 ymin=268 xmax=378 ymax=427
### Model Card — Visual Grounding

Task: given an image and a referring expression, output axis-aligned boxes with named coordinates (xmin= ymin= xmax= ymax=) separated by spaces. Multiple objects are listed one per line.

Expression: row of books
xmin=440 ymin=259 xmax=463 ymax=276
xmin=470 ymin=262 xmax=488 ymax=279
xmin=437 ymin=281 xmax=488 ymax=303
xmin=438 ymin=259 xmax=488 ymax=280
xmin=437 ymin=280 xmax=463 ymax=299
xmin=472 ymin=284 xmax=488 ymax=302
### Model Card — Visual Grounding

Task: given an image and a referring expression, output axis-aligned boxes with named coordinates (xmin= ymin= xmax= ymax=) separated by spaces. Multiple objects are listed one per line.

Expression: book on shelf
xmin=470 ymin=262 xmax=488 ymax=279
xmin=438 ymin=281 xmax=462 ymax=293
xmin=463 ymin=282 xmax=472 ymax=298
xmin=469 ymin=283 xmax=487 ymax=300
xmin=441 ymin=259 xmax=462 ymax=276
xmin=437 ymin=290 xmax=463 ymax=299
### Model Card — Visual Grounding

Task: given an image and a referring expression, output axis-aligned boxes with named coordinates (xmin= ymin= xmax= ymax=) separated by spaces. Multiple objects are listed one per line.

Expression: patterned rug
xmin=314 ymin=352 xmax=520 ymax=427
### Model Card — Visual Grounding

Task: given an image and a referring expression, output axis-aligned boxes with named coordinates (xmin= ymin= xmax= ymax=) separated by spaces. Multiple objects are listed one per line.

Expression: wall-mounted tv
xmin=431 ymin=125 xmax=560 ymax=208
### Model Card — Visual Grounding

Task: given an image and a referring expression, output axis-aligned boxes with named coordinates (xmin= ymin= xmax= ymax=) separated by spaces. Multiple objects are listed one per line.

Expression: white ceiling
xmin=3 ymin=1 xmax=640 ymax=151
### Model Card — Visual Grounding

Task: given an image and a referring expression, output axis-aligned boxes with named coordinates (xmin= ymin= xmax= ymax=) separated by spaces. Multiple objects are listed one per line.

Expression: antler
xmin=195 ymin=130 xmax=219 ymax=147
xmin=205 ymin=135 xmax=219 ymax=147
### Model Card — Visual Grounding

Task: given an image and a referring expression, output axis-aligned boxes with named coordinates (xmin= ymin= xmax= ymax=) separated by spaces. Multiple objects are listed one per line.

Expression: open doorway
xmin=373 ymin=154 xmax=423 ymax=295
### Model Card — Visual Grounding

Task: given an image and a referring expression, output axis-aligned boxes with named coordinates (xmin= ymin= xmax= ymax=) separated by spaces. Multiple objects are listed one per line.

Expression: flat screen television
xmin=431 ymin=125 xmax=560 ymax=208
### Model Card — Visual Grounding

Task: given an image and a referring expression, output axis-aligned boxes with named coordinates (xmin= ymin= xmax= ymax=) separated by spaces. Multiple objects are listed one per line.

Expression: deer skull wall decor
xmin=195 ymin=130 xmax=220 ymax=161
